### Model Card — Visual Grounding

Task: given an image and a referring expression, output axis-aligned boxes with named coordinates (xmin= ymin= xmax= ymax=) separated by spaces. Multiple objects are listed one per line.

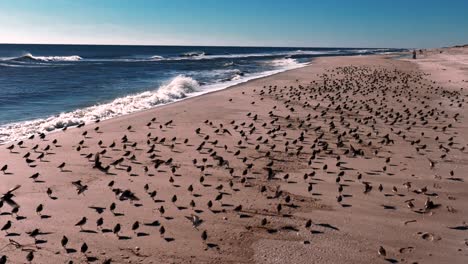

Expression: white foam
xmin=13 ymin=53 xmax=83 ymax=62
xmin=149 ymin=55 xmax=165 ymax=61
xmin=269 ymin=58 xmax=302 ymax=67
xmin=0 ymin=61 xmax=308 ymax=143
xmin=0 ymin=75 xmax=198 ymax=143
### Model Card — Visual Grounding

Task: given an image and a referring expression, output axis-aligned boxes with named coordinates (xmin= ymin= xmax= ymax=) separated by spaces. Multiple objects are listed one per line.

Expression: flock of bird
xmin=0 ymin=61 xmax=466 ymax=263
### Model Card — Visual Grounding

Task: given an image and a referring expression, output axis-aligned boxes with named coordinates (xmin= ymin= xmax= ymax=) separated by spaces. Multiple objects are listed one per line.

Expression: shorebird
xmin=72 ymin=180 xmax=88 ymax=195
xmin=0 ymin=165 xmax=7 ymax=174
xmin=58 ymin=162 xmax=66 ymax=171
xmin=81 ymin=242 xmax=88 ymax=256
xmin=61 ymin=235 xmax=68 ymax=248
xmin=378 ymin=246 xmax=386 ymax=257
xmin=188 ymin=214 xmax=203 ymax=229
xmin=1 ymin=185 xmax=21 ymax=208
xmin=75 ymin=217 xmax=87 ymax=230
xmin=1 ymin=221 xmax=11 ymax=234
xmin=113 ymin=223 xmax=121 ymax=236
xmin=29 ymin=173 xmax=40 ymax=182
xmin=26 ymin=251 xmax=34 ymax=263
xmin=132 ymin=221 xmax=140 ymax=233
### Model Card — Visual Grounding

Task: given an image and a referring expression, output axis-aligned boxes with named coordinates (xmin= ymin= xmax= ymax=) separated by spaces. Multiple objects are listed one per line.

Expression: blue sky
xmin=0 ymin=0 xmax=467 ymax=48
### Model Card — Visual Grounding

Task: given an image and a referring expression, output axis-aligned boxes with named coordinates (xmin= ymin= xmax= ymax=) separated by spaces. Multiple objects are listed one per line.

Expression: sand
xmin=0 ymin=50 xmax=467 ymax=263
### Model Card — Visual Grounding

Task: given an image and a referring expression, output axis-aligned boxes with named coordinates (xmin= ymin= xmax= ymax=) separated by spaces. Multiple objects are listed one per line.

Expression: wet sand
xmin=0 ymin=50 xmax=467 ymax=263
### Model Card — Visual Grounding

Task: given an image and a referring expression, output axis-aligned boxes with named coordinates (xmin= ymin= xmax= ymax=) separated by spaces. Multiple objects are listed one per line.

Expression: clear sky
xmin=0 ymin=0 xmax=467 ymax=48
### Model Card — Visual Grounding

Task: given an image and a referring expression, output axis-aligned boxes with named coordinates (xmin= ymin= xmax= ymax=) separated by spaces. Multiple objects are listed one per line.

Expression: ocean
xmin=0 ymin=44 xmax=404 ymax=143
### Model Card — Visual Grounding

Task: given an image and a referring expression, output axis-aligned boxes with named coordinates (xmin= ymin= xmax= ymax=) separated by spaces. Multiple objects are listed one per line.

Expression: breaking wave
xmin=8 ymin=53 xmax=82 ymax=62
xmin=0 ymin=75 xmax=199 ymax=142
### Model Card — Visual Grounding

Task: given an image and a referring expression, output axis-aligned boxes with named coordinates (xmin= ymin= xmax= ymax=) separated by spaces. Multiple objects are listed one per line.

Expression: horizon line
xmin=0 ymin=42 xmax=405 ymax=50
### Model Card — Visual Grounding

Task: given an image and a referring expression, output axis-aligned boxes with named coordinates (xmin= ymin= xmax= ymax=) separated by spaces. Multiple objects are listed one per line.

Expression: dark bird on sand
xmin=72 ymin=180 xmax=88 ymax=195
xmin=75 ymin=217 xmax=87 ymax=229
xmin=1 ymin=185 xmax=21 ymax=208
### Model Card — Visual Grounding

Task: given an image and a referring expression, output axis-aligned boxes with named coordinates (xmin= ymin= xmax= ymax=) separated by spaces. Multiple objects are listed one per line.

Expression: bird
xmin=75 ymin=217 xmax=87 ymax=229
xmin=0 ymin=165 xmax=7 ymax=174
xmin=58 ymin=162 xmax=66 ymax=171
xmin=1 ymin=185 xmax=21 ymax=208
xmin=159 ymin=225 xmax=165 ymax=237
xmin=61 ymin=235 xmax=69 ymax=248
xmin=1 ymin=221 xmax=11 ymax=234
xmin=113 ymin=223 xmax=121 ymax=236
xmin=201 ymin=230 xmax=208 ymax=242
xmin=72 ymin=180 xmax=88 ymax=195
xmin=29 ymin=173 xmax=40 ymax=182
xmin=81 ymin=242 xmax=88 ymax=255
xmin=132 ymin=221 xmax=140 ymax=233
xmin=36 ymin=204 xmax=43 ymax=215
xmin=26 ymin=251 xmax=34 ymax=263
xmin=378 ymin=246 xmax=386 ymax=257
xmin=188 ymin=214 xmax=203 ymax=229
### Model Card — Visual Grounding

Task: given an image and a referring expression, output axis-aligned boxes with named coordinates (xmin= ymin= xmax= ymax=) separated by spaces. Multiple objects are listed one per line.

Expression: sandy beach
xmin=1 ymin=49 xmax=467 ymax=264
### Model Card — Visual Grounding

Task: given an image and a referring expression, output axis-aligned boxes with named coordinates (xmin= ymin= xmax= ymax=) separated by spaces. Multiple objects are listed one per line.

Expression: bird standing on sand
xmin=58 ymin=162 xmax=66 ymax=171
xmin=1 ymin=221 xmax=11 ymax=234
xmin=75 ymin=217 xmax=87 ymax=230
xmin=378 ymin=246 xmax=386 ymax=257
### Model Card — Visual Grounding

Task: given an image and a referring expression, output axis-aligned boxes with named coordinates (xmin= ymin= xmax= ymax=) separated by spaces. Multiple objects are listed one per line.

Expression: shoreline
xmin=0 ymin=52 xmax=406 ymax=145
xmin=0 ymin=51 xmax=466 ymax=263
xmin=0 ymin=59 xmax=310 ymax=144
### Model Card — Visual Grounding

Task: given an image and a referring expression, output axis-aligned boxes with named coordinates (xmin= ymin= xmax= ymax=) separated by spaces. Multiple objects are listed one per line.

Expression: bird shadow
xmin=118 ymin=235 xmax=131 ymax=240
xmin=448 ymin=225 xmax=468 ymax=231
xmin=66 ymin=248 xmax=77 ymax=254
xmin=87 ymin=256 xmax=99 ymax=262
xmin=113 ymin=212 xmax=125 ymax=217
xmin=385 ymin=258 xmax=399 ymax=263
xmin=316 ymin=223 xmax=339 ymax=231
xmin=206 ymin=243 xmax=219 ymax=249
xmin=164 ymin=237 xmax=175 ymax=242
xmin=6 ymin=233 xmax=21 ymax=237
xmin=266 ymin=228 xmax=278 ymax=234
xmin=35 ymin=239 xmax=48 ymax=245
xmin=80 ymin=229 xmax=98 ymax=234
xmin=40 ymin=215 xmax=52 ymax=219
xmin=142 ymin=219 xmax=160 ymax=226
xmin=311 ymin=230 xmax=324 ymax=234
xmin=137 ymin=232 xmax=149 ymax=237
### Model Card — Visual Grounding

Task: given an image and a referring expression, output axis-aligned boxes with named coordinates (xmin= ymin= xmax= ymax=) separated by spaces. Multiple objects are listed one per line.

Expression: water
xmin=0 ymin=44 xmax=405 ymax=142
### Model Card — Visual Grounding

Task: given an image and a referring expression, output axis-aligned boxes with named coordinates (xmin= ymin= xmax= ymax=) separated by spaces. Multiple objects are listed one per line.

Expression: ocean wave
xmin=161 ymin=50 xmax=329 ymax=61
xmin=0 ymin=75 xmax=199 ymax=142
xmin=269 ymin=58 xmax=302 ymax=67
xmin=8 ymin=53 xmax=82 ymax=62
xmin=0 ymin=58 xmax=309 ymax=143
xmin=149 ymin=55 xmax=165 ymax=61
xmin=180 ymin=51 xmax=206 ymax=57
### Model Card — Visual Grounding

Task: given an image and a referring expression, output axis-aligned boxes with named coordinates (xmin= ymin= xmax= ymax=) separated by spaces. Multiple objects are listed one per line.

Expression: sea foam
xmin=0 ymin=60 xmax=308 ymax=143
xmin=9 ymin=53 xmax=83 ymax=62
xmin=0 ymin=75 xmax=199 ymax=142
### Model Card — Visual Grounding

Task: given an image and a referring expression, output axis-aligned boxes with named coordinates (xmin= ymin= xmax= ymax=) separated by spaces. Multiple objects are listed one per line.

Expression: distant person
xmin=412 ymin=50 xmax=417 ymax=59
